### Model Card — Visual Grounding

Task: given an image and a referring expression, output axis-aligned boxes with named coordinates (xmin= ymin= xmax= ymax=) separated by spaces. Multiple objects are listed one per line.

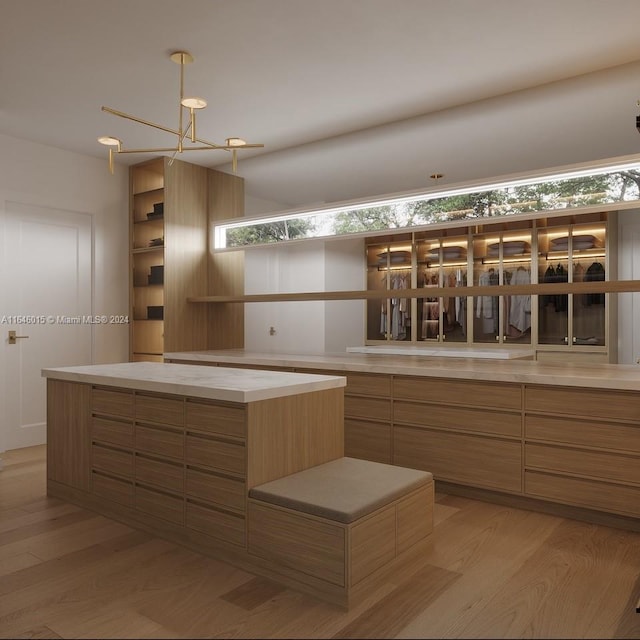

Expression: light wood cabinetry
xmin=523 ymin=384 xmax=640 ymax=518
xmin=46 ymin=379 xmax=91 ymax=491
xmin=49 ymin=377 xmax=344 ymax=567
xmin=207 ymin=356 xmax=640 ymax=526
xmin=129 ymin=158 xmax=245 ymax=361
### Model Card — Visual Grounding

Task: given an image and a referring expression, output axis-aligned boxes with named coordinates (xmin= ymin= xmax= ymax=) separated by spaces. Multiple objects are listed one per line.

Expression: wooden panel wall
xmin=46 ymin=379 xmax=91 ymax=491
xmin=207 ymin=169 xmax=245 ymax=349
xmin=163 ymin=158 xmax=209 ymax=352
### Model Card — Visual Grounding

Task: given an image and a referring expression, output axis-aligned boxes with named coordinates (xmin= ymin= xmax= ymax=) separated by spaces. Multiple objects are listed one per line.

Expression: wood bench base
xmin=247 ymin=482 xmax=434 ymax=608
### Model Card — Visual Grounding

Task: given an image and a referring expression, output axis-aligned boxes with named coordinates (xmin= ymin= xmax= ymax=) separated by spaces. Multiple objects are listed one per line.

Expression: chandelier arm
xmin=102 ymin=106 xmax=181 ymax=137
xmin=102 ymin=106 xmax=230 ymax=149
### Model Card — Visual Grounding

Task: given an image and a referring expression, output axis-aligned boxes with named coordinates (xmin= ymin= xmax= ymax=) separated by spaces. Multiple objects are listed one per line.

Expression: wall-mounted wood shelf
xmin=188 ymin=279 xmax=640 ymax=304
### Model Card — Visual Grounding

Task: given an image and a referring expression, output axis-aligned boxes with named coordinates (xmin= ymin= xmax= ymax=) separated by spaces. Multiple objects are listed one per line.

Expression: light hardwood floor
xmin=1 ymin=445 xmax=639 ymax=639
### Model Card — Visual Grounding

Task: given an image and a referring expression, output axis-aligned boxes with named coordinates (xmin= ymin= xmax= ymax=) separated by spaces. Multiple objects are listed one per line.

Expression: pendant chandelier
xmin=98 ymin=50 xmax=263 ymax=174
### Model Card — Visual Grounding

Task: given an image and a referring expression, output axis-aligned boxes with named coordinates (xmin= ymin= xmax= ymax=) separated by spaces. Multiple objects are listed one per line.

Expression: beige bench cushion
xmin=249 ymin=457 xmax=432 ymax=524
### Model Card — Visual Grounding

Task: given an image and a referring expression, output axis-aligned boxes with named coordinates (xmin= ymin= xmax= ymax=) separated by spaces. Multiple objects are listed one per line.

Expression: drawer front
xmin=91 ymin=415 xmax=133 ymax=449
xmin=345 ymin=373 xmax=391 ymax=398
xmin=135 ymin=455 xmax=184 ymax=494
xmin=91 ymin=472 xmax=134 ymax=507
xmin=344 ymin=396 xmax=391 ymax=421
xmin=394 ymin=427 xmax=522 ymax=493
xmin=92 ymin=444 xmax=133 ymax=478
xmin=135 ymin=393 xmax=184 ymax=426
xmin=525 ymin=470 xmax=640 ymax=518
xmin=525 ymin=386 xmax=640 ymax=422
xmin=394 ymin=401 xmax=521 ymax=438
xmin=186 ymin=435 xmax=246 ymax=475
xmin=525 ymin=443 xmax=640 ymax=485
xmin=344 ymin=419 xmax=392 ymax=464
xmin=135 ymin=425 xmax=184 ymax=460
xmin=525 ymin=414 xmax=640 ymax=454
xmin=186 ymin=468 xmax=246 ymax=512
xmin=92 ymin=387 xmax=134 ymax=418
xmin=135 ymin=485 xmax=184 ymax=525
xmin=247 ymin=501 xmax=344 ymax=585
xmin=394 ymin=377 xmax=521 ymax=410
xmin=296 ymin=369 xmax=388 ymax=397
xmin=396 ymin=485 xmax=434 ymax=554
xmin=185 ymin=401 xmax=246 ymax=439
xmin=186 ymin=501 xmax=246 ymax=547
xmin=350 ymin=506 xmax=396 ymax=586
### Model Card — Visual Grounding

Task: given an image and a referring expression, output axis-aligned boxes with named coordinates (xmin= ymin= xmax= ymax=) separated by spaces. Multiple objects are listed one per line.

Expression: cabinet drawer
xmin=135 ymin=393 xmax=184 ymax=426
xmin=344 ymin=419 xmax=391 ymax=464
xmin=92 ymin=444 xmax=133 ymax=478
xmin=135 ymin=485 xmax=184 ymax=525
xmin=394 ymin=426 xmax=522 ymax=493
xmin=351 ymin=506 xmax=396 ymax=586
xmin=186 ymin=468 xmax=245 ymax=512
xmin=92 ymin=387 xmax=134 ymax=418
xmin=92 ymin=415 xmax=133 ymax=449
xmin=525 ymin=470 xmax=640 ymax=518
xmin=135 ymin=455 xmax=184 ymax=493
xmin=345 ymin=396 xmax=391 ymax=421
xmin=525 ymin=386 xmax=640 ymax=422
xmin=186 ymin=435 xmax=245 ymax=475
xmin=248 ymin=501 xmax=344 ymax=585
xmin=186 ymin=500 xmax=246 ymax=546
xmin=185 ymin=401 xmax=245 ymax=439
xmin=525 ymin=415 xmax=640 ymax=454
xmin=91 ymin=471 xmax=134 ymax=507
xmin=394 ymin=401 xmax=521 ymax=438
xmin=298 ymin=369 xmax=389 ymax=397
xmin=394 ymin=377 xmax=521 ymax=410
xmin=345 ymin=373 xmax=391 ymax=398
xmin=135 ymin=425 xmax=184 ymax=460
xmin=525 ymin=443 xmax=640 ymax=485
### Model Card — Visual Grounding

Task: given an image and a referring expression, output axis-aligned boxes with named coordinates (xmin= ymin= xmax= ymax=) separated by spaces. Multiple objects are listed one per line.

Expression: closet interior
xmin=364 ymin=211 xmax=615 ymax=361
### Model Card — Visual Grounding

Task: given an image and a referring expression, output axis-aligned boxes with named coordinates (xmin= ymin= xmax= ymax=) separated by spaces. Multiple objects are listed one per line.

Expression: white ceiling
xmin=3 ymin=0 xmax=640 ymax=213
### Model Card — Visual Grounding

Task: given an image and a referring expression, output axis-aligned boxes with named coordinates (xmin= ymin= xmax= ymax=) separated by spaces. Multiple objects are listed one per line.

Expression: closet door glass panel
xmin=366 ymin=242 xmax=412 ymax=341
xmin=417 ymin=238 xmax=467 ymax=342
xmin=571 ymin=224 xmax=607 ymax=347
xmin=502 ymin=230 xmax=532 ymax=344
xmin=473 ymin=231 xmax=531 ymax=344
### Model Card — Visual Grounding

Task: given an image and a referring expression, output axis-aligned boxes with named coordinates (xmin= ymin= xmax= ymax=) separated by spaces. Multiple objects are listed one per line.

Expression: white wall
xmin=324 ymin=237 xmax=366 ymax=352
xmin=0 ymin=133 xmax=129 ymax=363
xmin=617 ymin=209 xmax=640 ymax=364
xmin=244 ymin=236 xmax=365 ymax=353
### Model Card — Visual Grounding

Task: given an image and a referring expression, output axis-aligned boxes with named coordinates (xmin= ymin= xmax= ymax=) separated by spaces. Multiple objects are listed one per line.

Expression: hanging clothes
xmin=585 ymin=261 xmax=605 ymax=305
xmin=476 ymin=269 xmax=497 ymax=334
xmin=509 ymin=266 xmax=531 ymax=333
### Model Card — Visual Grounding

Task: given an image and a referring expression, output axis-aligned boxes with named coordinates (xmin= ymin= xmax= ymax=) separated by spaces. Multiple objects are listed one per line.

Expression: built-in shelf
xmin=187 ymin=279 xmax=640 ymax=304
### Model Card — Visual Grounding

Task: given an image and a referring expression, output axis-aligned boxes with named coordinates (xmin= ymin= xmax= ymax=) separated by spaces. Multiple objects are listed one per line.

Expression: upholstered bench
xmin=246 ymin=456 xmax=434 ymax=608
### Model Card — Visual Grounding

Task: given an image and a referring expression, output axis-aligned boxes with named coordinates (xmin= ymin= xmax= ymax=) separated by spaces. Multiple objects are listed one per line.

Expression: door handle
xmin=8 ymin=330 xmax=29 ymax=345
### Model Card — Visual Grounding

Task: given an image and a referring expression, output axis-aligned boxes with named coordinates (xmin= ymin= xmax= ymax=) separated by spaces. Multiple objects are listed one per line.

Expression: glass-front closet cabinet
xmin=537 ymin=218 xmax=608 ymax=351
xmin=472 ymin=227 xmax=532 ymax=345
xmin=364 ymin=211 xmax=615 ymax=361
xmin=366 ymin=236 xmax=414 ymax=342
xmin=415 ymin=232 xmax=468 ymax=342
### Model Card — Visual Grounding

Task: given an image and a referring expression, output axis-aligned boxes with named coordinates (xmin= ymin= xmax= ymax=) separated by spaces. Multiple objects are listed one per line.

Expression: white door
xmin=0 ymin=202 xmax=93 ymax=453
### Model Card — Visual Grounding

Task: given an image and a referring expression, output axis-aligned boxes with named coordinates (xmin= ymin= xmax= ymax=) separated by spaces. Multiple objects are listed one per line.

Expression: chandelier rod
xmin=101 ymin=106 xmax=227 ymax=149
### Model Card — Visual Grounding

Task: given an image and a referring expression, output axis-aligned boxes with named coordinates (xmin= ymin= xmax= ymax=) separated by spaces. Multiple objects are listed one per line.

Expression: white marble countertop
xmin=346 ymin=345 xmax=534 ymax=359
xmin=42 ymin=362 xmax=346 ymax=403
xmin=164 ymin=349 xmax=640 ymax=391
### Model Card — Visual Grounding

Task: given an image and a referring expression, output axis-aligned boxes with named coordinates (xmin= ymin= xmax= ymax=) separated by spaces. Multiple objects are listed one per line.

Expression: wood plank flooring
xmin=1 ymin=445 xmax=639 ymax=639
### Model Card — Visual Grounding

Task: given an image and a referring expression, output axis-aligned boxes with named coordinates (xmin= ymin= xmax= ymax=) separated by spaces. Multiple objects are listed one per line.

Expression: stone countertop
xmin=42 ymin=361 xmax=346 ymax=403
xmin=164 ymin=349 xmax=640 ymax=392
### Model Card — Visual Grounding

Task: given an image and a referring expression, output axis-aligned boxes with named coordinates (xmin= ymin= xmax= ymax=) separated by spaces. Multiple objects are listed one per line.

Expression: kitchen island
xmin=43 ymin=363 xmax=347 ymax=593
xmin=165 ymin=350 xmax=640 ymax=529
